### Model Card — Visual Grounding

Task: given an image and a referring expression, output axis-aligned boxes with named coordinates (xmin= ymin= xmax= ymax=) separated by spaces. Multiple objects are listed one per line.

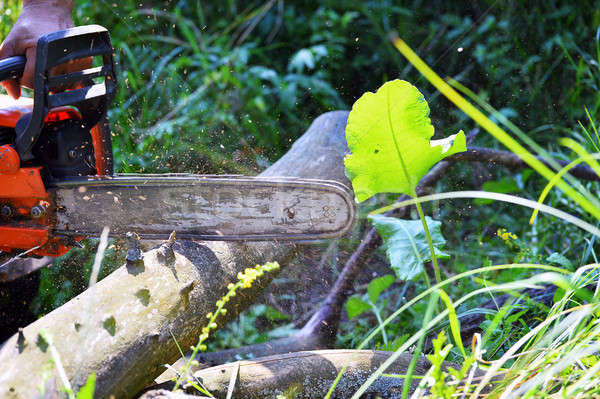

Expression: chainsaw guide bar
xmin=0 ymin=25 xmax=357 ymax=271
xmin=51 ymin=174 xmax=356 ymax=241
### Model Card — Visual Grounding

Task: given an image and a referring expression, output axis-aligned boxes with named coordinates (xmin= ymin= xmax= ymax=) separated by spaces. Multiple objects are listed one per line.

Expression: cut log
xmin=0 ymin=111 xmax=352 ymax=399
xmin=155 ymin=350 xmax=448 ymax=399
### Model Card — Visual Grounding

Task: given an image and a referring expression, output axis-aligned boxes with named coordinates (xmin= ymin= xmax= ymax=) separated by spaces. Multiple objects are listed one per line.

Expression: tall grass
xmin=326 ymin=32 xmax=600 ymax=397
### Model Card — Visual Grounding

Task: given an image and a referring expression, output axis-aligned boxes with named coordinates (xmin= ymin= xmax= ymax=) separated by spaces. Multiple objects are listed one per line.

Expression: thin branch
xmin=450 ymin=147 xmax=600 ymax=182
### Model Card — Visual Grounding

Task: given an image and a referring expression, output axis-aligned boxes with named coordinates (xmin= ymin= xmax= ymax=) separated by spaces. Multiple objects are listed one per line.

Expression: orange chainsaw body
xmin=0 ymin=96 xmax=110 ymax=256
xmin=0 ymin=26 xmax=116 ymax=258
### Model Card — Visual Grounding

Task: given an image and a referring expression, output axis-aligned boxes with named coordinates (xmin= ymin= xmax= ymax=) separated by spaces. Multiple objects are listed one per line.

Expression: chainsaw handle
xmin=0 ymin=56 xmax=26 ymax=82
xmin=14 ymin=25 xmax=116 ymax=162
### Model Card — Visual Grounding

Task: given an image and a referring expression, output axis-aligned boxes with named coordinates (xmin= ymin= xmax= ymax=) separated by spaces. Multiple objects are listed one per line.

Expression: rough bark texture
xmin=163 ymin=350 xmax=438 ymax=399
xmin=0 ymin=111 xmax=352 ymax=399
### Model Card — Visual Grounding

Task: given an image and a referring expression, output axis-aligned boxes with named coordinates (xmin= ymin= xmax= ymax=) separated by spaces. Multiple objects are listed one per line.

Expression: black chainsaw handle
xmin=0 ymin=56 xmax=26 ymax=82
xmin=12 ymin=25 xmax=117 ymax=162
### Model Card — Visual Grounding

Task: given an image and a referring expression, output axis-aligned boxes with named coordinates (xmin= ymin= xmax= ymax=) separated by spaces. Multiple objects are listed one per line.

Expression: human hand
xmin=0 ymin=0 xmax=76 ymax=99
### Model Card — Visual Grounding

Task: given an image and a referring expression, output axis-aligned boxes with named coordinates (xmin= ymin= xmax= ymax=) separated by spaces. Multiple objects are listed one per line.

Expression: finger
xmin=1 ymin=79 xmax=21 ymax=99
xmin=0 ymin=38 xmax=15 ymax=60
xmin=0 ymin=41 xmax=22 ymax=99
xmin=20 ymin=47 xmax=36 ymax=89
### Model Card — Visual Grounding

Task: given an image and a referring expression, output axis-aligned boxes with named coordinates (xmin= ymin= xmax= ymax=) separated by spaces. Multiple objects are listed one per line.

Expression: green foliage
xmin=76 ymin=373 xmax=96 ymax=399
xmin=438 ymin=289 xmax=465 ymax=357
xmin=212 ymin=304 xmax=296 ymax=349
xmin=346 ymin=274 xmax=394 ymax=320
xmin=367 ymin=274 xmax=395 ymax=305
xmin=74 ymin=1 xmax=348 ymax=173
xmin=425 ymin=331 xmax=474 ymax=399
xmin=369 ymin=215 xmax=449 ymax=281
xmin=344 ymin=274 xmax=397 ymax=347
xmin=345 ymin=296 xmax=371 ymax=320
xmin=546 ymin=252 xmax=574 ymax=270
xmin=0 ymin=0 xmax=19 ymax=39
xmin=344 ymin=80 xmax=466 ymax=202
xmin=474 ymin=177 xmax=519 ymax=205
xmin=32 ymin=239 xmax=124 ymax=317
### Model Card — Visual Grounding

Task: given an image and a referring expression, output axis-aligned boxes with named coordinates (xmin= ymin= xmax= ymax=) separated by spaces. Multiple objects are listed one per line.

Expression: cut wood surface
xmin=156 ymin=350 xmax=440 ymax=399
xmin=0 ymin=111 xmax=352 ymax=399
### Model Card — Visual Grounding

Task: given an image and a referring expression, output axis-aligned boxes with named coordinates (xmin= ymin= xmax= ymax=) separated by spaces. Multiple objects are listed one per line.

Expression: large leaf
xmin=546 ymin=252 xmax=573 ymax=269
xmin=345 ymin=296 xmax=371 ymax=320
xmin=368 ymin=274 xmax=395 ymax=304
xmin=369 ymin=214 xmax=450 ymax=281
xmin=344 ymin=80 xmax=466 ymax=202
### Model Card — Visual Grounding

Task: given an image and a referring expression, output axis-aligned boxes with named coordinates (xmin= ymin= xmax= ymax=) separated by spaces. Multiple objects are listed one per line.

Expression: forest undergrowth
xmin=1 ymin=1 xmax=600 ymax=397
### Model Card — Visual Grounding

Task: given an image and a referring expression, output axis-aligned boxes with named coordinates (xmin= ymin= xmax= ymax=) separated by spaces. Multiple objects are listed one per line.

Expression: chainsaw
xmin=0 ymin=25 xmax=355 ymax=277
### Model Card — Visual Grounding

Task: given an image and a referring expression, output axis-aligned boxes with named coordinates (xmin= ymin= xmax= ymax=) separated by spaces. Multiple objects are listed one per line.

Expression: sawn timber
xmin=50 ymin=174 xmax=356 ymax=241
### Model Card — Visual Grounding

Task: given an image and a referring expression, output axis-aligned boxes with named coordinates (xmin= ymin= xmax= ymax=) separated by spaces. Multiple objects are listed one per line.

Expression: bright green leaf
xmin=344 ymin=79 xmax=466 ymax=202
xmin=546 ymin=253 xmax=573 ymax=269
xmin=474 ymin=177 xmax=519 ymax=204
xmin=553 ymin=287 xmax=566 ymax=303
xmin=345 ymin=296 xmax=371 ymax=320
xmin=369 ymin=214 xmax=450 ymax=281
xmin=76 ymin=372 xmax=96 ymax=399
xmin=367 ymin=274 xmax=395 ymax=305
xmin=438 ymin=289 xmax=466 ymax=357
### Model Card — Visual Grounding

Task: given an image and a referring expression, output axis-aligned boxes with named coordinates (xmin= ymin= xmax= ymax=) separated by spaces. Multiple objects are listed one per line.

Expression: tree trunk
xmin=0 ymin=111 xmax=352 ymax=399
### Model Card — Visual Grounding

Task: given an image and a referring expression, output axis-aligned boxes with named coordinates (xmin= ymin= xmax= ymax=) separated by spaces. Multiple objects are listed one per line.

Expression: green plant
xmin=329 ymin=28 xmax=600 ymax=397
xmin=212 ymin=304 xmax=295 ymax=350
xmin=36 ymin=329 xmax=97 ymax=399
xmin=172 ymin=261 xmax=280 ymax=392
xmin=422 ymin=331 xmax=474 ymax=399
xmin=345 ymin=274 xmax=395 ymax=346
xmin=344 ymin=79 xmax=466 ymax=286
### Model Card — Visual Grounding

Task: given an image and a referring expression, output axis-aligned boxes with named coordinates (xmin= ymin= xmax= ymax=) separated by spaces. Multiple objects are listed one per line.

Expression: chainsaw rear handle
xmin=3 ymin=25 xmax=118 ymax=162
xmin=0 ymin=56 xmax=26 ymax=82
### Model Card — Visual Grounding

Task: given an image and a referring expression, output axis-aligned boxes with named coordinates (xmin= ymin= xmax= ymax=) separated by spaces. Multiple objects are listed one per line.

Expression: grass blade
xmin=371 ymin=190 xmax=600 ymax=238
xmin=439 ymin=288 xmax=466 ymax=357
xmin=401 ymin=290 xmax=439 ymax=399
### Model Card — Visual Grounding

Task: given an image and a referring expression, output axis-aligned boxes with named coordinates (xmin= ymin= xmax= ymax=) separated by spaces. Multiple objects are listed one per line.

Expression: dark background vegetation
xmin=2 ymin=0 xmax=599 ymax=354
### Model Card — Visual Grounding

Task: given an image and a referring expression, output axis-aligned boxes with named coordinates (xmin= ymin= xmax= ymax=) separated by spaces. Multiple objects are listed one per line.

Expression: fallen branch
xmin=450 ymin=146 xmax=600 ymax=181
xmin=155 ymin=350 xmax=443 ymax=398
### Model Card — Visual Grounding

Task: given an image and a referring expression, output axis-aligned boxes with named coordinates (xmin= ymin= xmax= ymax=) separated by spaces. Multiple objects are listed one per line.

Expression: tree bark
xmin=0 ymin=111 xmax=352 ymax=399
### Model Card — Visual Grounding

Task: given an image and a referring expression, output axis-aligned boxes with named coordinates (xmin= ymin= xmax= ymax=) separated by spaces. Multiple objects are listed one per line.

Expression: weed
xmin=172 ymin=261 xmax=280 ymax=392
